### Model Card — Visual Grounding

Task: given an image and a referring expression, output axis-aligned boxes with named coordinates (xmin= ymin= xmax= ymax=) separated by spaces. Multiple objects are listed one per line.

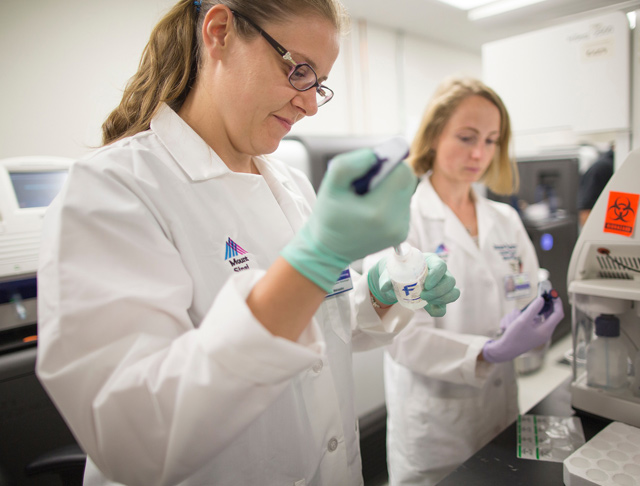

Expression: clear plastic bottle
xmin=586 ymin=314 xmax=629 ymax=390
xmin=387 ymin=242 xmax=428 ymax=310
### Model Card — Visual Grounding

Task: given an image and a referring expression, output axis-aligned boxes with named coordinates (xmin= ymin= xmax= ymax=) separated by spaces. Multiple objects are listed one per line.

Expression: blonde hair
xmin=102 ymin=0 xmax=349 ymax=145
xmin=408 ymin=76 xmax=518 ymax=195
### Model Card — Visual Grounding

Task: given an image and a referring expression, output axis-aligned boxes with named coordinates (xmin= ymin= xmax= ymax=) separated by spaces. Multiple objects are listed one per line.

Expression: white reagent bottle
xmin=387 ymin=242 xmax=428 ymax=310
xmin=586 ymin=314 xmax=629 ymax=390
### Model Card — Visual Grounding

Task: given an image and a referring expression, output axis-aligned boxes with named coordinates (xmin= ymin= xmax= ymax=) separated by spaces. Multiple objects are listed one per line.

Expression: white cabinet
xmin=483 ymin=11 xmax=630 ymax=136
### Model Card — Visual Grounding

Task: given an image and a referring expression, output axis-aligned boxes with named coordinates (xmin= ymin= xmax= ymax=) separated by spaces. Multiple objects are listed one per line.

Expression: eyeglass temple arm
xmin=230 ymin=9 xmax=297 ymax=68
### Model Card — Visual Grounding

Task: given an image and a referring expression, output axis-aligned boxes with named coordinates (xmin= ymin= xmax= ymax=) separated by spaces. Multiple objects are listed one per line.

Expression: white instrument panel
xmin=0 ymin=156 xmax=73 ymax=278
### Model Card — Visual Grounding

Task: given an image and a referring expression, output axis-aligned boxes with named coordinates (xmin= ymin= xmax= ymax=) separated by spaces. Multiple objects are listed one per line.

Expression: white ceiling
xmin=340 ymin=0 xmax=640 ymax=53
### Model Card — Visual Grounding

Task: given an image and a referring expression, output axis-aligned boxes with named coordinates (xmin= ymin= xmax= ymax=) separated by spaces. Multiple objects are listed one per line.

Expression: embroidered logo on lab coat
xmin=435 ymin=243 xmax=449 ymax=262
xmin=225 ymin=237 xmax=251 ymax=273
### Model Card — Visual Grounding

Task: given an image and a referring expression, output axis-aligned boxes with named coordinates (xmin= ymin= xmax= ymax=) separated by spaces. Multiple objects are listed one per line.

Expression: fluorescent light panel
xmin=468 ymin=0 xmax=549 ymax=20
xmin=434 ymin=0 xmax=497 ymax=10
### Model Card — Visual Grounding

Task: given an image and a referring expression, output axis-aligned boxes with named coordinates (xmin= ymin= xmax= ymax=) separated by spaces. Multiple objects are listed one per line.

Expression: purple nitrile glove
xmin=499 ymin=308 xmax=521 ymax=334
xmin=483 ymin=296 xmax=564 ymax=363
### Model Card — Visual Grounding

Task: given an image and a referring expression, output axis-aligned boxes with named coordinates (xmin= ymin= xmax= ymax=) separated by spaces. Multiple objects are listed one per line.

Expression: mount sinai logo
xmin=225 ymin=237 xmax=251 ymax=272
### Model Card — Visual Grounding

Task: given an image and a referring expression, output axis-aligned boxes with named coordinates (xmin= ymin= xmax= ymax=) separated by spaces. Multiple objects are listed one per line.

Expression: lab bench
xmin=437 ymin=376 xmax=612 ymax=486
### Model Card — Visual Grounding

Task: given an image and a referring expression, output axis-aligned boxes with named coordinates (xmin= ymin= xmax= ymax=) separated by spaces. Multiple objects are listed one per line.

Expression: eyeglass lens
xmin=289 ymin=65 xmax=333 ymax=106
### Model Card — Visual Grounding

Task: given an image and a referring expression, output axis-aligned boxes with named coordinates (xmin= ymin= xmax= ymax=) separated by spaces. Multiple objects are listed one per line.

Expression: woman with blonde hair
xmin=380 ymin=77 xmax=564 ymax=485
xmin=35 ymin=1 xmax=459 ymax=485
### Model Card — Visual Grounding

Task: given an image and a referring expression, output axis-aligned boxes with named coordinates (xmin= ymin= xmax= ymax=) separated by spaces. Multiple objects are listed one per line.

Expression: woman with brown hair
xmin=35 ymin=2 xmax=458 ymax=485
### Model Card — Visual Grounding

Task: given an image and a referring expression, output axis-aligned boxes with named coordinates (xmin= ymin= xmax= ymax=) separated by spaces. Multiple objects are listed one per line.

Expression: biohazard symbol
xmin=608 ymin=196 xmax=636 ymax=223
xmin=604 ymin=191 xmax=639 ymax=237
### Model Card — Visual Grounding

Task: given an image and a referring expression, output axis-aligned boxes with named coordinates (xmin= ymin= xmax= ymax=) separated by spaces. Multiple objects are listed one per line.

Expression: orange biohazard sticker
xmin=604 ymin=191 xmax=639 ymax=237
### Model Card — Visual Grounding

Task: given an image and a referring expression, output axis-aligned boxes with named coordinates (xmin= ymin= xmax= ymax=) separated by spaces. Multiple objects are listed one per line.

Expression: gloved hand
xmin=368 ymin=253 xmax=460 ymax=317
xmin=281 ymin=148 xmax=417 ymax=292
xmin=482 ymin=296 xmax=564 ymax=363
xmin=499 ymin=308 xmax=521 ymax=333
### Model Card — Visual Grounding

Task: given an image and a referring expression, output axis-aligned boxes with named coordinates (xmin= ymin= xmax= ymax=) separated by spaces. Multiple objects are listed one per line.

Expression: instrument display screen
xmin=9 ymin=171 xmax=68 ymax=208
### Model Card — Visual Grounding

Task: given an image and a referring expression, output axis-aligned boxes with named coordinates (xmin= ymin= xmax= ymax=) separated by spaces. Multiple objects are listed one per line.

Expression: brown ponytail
xmin=101 ymin=0 xmax=199 ymax=145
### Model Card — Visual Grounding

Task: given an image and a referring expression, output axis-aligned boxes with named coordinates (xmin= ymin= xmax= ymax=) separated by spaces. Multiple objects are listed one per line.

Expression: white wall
xmin=0 ymin=1 xmax=480 ymax=161
xmin=0 ymin=0 xmax=176 ymax=159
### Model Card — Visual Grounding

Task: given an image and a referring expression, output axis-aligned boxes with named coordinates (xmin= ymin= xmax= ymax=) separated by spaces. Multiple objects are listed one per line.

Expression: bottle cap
xmin=594 ymin=314 xmax=620 ymax=337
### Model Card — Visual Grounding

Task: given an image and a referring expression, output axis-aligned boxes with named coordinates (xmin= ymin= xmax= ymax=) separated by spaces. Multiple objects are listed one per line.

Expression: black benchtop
xmin=437 ymin=377 xmax=612 ymax=486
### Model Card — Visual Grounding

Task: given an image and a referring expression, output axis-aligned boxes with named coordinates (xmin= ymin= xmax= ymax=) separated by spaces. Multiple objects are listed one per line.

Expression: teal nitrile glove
xmin=281 ymin=149 xmax=417 ymax=292
xmin=368 ymin=252 xmax=460 ymax=317
xmin=419 ymin=253 xmax=460 ymax=317
xmin=367 ymin=255 xmax=396 ymax=306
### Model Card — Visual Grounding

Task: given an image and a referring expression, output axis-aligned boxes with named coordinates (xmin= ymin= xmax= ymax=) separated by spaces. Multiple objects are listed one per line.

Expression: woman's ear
xmin=202 ymin=4 xmax=234 ymax=59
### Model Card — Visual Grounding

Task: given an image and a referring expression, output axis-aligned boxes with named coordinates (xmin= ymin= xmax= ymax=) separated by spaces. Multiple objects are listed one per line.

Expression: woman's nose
xmin=292 ymin=88 xmax=319 ymax=117
xmin=471 ymin=144 xmax=484 ymax=159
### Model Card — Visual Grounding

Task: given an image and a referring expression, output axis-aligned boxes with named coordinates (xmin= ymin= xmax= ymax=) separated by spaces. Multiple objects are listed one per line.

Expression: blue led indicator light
xmin=540 ymin=233 xmax=554 ymax=251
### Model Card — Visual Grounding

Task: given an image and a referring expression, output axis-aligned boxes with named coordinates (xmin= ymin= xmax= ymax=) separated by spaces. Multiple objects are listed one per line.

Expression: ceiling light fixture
xmin=434 ymin=0 xmax=497 ymax=10
xmin=468 ymin=0 xmax=549 ymax=21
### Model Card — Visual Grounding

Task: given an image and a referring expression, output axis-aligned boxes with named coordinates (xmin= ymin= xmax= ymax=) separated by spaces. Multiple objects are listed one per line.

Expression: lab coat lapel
xmin=417 ymin=177 xmax=480 ymax=259
xmin=254 ymin=155 xmax=310 ymax=234
xmin=443 ymin=207 xmax=480 ymax=259
xmin=474 ymin=193 xmax=496 ymax=251
xmin=151 ymin=103 xmax=308 ymax=253
xmin=151 ymin=103 xmax=230 ymax=181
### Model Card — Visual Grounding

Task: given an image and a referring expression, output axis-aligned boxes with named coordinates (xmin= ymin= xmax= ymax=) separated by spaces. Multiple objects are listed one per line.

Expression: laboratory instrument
xmin=567 ymin=148 xmax=640 ymax=427
xmin=0 ymin=156 xmax=77 ymax=483
xmin=0 ymin=156 xmax=73 ymax=347
xmin=387 ymin=242 xmax=428 ymax=310
xmin=0 ymin=156 xmax=73 ymax=279
xmin=351 ymin=136 xmax=409 ymax=195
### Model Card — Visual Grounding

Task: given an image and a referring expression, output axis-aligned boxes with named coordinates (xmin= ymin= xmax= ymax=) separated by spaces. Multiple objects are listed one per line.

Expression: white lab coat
xmin=380 ymin=175 xmax=539 ymax=486
xmin=36 ymin=103 xmax=413 ymax=486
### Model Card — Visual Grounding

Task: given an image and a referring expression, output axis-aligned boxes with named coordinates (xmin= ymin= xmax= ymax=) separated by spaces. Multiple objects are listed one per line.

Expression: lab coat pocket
xmin=324 ymin=294 xmax=352 ymax=344
xmin=294 ymin=480 xmax=306 ymax=486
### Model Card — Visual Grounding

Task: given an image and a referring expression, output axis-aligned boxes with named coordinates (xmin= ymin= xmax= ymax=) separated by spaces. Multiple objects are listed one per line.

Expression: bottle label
xmin=392 ymin=275 xmax=426 ymax=306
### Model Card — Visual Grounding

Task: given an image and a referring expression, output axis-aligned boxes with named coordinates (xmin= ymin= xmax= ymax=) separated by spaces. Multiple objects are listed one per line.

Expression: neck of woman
xmin=430 ymin=173 xmax=478 ymax=236
xmin=430 ymin=172 xmax=473 ymax=209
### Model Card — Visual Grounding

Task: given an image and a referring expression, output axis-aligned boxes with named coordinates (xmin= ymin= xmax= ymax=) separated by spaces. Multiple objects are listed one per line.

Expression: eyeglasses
xmin=230 ymin=10 xmax=334 ymax=107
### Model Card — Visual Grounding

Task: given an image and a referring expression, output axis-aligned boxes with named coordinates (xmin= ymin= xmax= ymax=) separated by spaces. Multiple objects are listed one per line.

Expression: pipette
xmin=350 ymin=136 xmax=410 ymax=254
xmin=350 ymin=137 xmax=409 ymax=196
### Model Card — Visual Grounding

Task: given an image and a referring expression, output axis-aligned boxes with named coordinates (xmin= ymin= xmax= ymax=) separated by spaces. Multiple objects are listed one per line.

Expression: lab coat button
xmin=312 ymin=361 xmax=323 ymax=373
xmin=493 ymin=378 xmax=503 ymax=387
xmin=327 ymin=437 xmax=338 ymax=452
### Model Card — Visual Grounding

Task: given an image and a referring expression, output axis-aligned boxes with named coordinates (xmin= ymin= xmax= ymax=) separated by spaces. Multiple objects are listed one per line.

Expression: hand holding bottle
xmin=498 ymin=308 xmax=521 ymax=334
xmin=482 ymin=296 xmax=564 ymax=363
xmin=367 ymin=250 xmax=459 ymax=317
